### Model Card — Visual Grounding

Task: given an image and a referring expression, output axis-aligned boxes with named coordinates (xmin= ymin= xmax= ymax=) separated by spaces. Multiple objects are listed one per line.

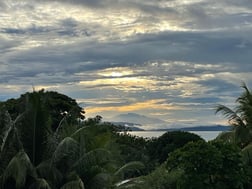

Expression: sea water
xmin=127 ymin=130 xmax=222 ymax=141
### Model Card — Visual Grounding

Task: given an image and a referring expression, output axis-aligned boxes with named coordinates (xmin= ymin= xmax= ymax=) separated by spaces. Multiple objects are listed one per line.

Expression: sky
xmin=1 ymin=0 xmax=252 ymax=129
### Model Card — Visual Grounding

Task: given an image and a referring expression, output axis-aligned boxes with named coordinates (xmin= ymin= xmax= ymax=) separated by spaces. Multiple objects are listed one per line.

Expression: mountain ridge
xmin=111 ymin=112 xmax=166 ymax=125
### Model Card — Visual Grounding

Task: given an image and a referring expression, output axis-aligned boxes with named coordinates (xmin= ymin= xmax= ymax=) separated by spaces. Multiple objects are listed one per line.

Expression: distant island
xmin=109 ymin=113 xmax=232 ymax=132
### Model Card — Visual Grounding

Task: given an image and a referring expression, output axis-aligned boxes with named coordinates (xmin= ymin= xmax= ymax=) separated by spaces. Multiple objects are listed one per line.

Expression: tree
xmin=0 ymin=90 xmax=85 ymax=131
xmin=147 ymin=131 xmax=203 ymax=164
xmin=166 ymin=140 xmax=246 ymax=189
xmin=215 ymin=83 xmax=252 ymax=147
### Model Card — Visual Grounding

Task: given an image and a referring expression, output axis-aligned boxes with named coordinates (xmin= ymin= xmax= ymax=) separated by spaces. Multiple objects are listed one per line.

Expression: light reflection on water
xmin=126 ymin=131 xmax=222 ymax=141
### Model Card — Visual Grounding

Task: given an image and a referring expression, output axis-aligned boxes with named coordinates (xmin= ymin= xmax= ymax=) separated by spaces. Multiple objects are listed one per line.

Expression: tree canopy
xmin=0 ymin=90 xmax=85 ymax=131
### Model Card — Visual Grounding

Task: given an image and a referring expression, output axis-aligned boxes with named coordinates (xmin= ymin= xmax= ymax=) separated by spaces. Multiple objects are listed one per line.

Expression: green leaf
xmin=114 ymin=161 xmax=145 ymax=180
xmin=29 ymin=178 xmax=52 ymax=189
xmin=88 ymin=173 xmax=111 ymax=189
xmin=36 ymin=160 xmax=63 ymax=188
xmin=60 ymin=178 xmax=85 ymax=189
xmin=3 ymin=151 xmax=36 ymax=188
xmin=51 ymin=137 xmax=79 ymax=172
xmin=73 ymin=148 xmax=111 ymax=176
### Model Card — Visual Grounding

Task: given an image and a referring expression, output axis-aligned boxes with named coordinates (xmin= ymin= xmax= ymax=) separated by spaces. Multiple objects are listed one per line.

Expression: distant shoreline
xmin=148 ymin=125 xmax=232 ymax=132
xmin=122 ymin=125 xmax=232 ymax=132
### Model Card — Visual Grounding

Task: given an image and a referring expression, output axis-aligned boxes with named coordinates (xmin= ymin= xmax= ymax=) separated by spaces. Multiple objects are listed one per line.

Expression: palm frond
xmin=73 ymin=148 xmax=111 ymax=176
xmin=236 ymin=83 xmax=252 ymax=125
xmin=36 ymin=160 xmax=63 ymax=188
xmin=0 ymin=111 xmax=24 ymax=155
xmin=0 ymin=112 xmax=23 ymax=175
xmin=88 ymin=173 xmax=112 ymax=189
xmin=29 ymin=178 xmax=52 ymax=189
xmin=70 ymin=126 xmax=93 ymax=156
xmin=2 ymin=150 xmax=36 ymax=188
xmin=51 ymin=137 xmax=79 ymax=166
xmin=240 ymin=82 xmax=252 ymax=100
xmin=215 ymin=104 xmax=245 ymax=127
xmin=60 ymin=178 xmax=84 ymax=189
xmin=0 ymin=111 xmax=14 ymax=153
xmin=115 ymin=178 xmax=143 ymax=189
xmin=70 ymin=126 xmax=90 ymax=139
xmin=114 ymin=161 xmax=145 ymax=180
xmin=54 ymin=121 xmax=78 ymax=142
xmin=215 ymin=84 xmax=252 ymax=147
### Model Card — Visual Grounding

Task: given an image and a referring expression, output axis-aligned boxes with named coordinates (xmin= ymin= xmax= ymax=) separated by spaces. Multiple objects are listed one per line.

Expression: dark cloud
xmin=196 ymin=79 xmax=244 ymax=97
xmin=225 ymin=0 xmax=252 ymax=10
xmin=2 ymin=28 xmax=252 ymax=85
xmin=1 ymin=22 xmax=90 ymax=38
xmin=0 ymin=38 xmax=21 ymax=53
xmin=1 ymin=26 xmax=52 ymax=36
xmin=71 ymin=31 xmax=252 ymax=66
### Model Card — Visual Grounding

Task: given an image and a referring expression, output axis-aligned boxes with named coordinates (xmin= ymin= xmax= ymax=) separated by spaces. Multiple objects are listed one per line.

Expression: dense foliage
xmin=148 ymin=131 xmax=203 ymax=164
xmin=0 ymin=86 xmax=252 ymax=189
xmin=166 ymin=140 xmax=246 ymax=189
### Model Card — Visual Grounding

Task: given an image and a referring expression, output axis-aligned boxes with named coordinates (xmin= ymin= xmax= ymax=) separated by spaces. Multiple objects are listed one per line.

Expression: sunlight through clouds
xmin=98 ymin=67 xmax=134 ymax=77
xmin=85 ymin=99 xmax=183 ymax=114
xmin=79 ymin=76 xmax=156 ymax=91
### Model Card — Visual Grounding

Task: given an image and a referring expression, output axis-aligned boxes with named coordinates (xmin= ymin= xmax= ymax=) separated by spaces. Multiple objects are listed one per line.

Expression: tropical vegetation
xmin=0 ymin=84 xmax=252 ymax=188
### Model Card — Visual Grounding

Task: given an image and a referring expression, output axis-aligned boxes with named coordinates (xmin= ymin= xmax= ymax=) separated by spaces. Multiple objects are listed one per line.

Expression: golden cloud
xmin=85 ymin=99 xmax=183 ymax=114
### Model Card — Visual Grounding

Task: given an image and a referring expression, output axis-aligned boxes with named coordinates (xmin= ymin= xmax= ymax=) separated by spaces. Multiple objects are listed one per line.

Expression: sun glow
xmin=79 ymin=76 xmax=156 ymax=91
xmin=111 ymin=72 xmax=123 ymax=77
xmin=86 ymin=99 xmax=183 ymax=115
xmin=98 ymin=67 xmax=134 ymax=78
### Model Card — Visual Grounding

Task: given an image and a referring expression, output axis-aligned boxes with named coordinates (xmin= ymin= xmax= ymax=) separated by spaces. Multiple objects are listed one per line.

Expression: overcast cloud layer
xmin=1 ymin=0 xmax=252 ymax=128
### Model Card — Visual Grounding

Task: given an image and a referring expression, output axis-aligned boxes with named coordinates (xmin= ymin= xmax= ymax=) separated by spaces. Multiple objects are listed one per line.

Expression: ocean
xmin=126 ymin=130 xmax=222 ymax=141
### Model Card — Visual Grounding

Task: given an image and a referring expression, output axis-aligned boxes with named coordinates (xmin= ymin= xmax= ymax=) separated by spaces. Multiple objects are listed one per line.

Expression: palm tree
xmin=0 ymin=91 xmax=145 ymax=189
xmin=0 ymin=91 xmax=54 ymax=189
xmin=17 ymin=91 xmax=53 ymax=166
xmin=49 ymin=120 xmax=145 ymax=189
xmin=215 ymin=83 xmax=252 ymax=148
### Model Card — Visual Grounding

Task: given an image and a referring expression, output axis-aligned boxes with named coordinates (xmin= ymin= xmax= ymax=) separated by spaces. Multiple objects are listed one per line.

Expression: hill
xmin=111 ymin=113 xmax=166 ymax=125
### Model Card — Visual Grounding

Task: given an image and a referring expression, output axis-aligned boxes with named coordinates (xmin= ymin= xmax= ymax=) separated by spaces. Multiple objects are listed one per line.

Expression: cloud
xmin=0 ymin=0 xmax=252 ymax=126
xmin=85 ymin=99 xmax=183 ymax=114
xmin=36 ymin=0 xmax=119 ymax=8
